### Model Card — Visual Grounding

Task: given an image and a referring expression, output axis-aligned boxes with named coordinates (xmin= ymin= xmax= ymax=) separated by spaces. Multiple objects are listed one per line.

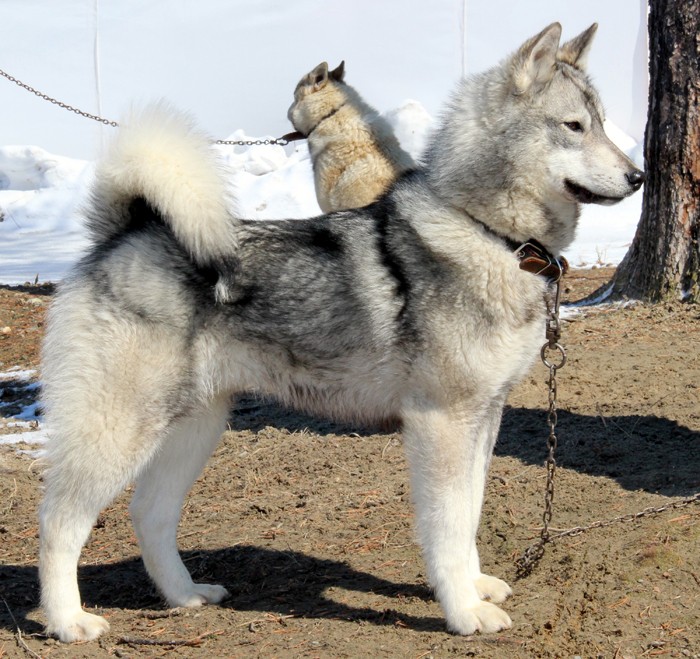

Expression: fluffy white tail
xmin=87 ymin=102 xmax=238 ymax=265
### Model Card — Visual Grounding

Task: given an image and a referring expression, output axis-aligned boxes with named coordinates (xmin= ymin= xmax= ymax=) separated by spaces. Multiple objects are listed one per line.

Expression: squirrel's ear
xmin=304 ymin=62 xmax=329 ymax=91
xmin=330 ymin=60 xmax=345 ymax=82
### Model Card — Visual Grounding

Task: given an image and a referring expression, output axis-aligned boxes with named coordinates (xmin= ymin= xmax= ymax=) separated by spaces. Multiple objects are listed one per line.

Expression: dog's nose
xmin=626 ymin=169 xmax=646 ymax=190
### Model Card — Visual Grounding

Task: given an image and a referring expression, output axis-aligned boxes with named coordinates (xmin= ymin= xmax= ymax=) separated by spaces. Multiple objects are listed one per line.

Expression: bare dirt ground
xmin=0 ymin=268 xmax=698 ymax=658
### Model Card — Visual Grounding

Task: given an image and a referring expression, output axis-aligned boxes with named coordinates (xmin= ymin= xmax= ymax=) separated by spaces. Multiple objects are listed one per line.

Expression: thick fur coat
xmin=39 ymin=23 xmax=644 ymax=642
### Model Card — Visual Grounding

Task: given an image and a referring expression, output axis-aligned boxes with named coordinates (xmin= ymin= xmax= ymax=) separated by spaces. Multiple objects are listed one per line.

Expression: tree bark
xmin=609 ymin=0 xmax=699 ymax=302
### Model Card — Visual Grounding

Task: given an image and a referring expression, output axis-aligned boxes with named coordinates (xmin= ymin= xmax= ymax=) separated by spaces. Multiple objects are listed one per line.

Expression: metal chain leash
xmin=0 ymin=67 xmax=118 ymax=127
xmin=517 ymin=485 xmax=700 ymax=579
xmin=515 ymin=278 xmax=566 ymax=578
xmin=515 ymin=278 xmax=700 ymax=577
xmin=543 ymin=492 xmax=700 ymax=542
xmin=0 ymin=67 xmax=296 ymax=146
xmin=214 ymin=136 xmax=294 ymax=147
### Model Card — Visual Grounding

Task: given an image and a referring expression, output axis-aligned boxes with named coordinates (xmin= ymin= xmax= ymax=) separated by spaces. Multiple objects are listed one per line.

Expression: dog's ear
xmin=510 ymin=22 xmax=562 ymax=95
xmin=306 ymin=62 xmax=329 ymax=91
xmin=330 ymin=60 xmax=345 ymax=82
xmin=558 ymin=23 xmax=598 ymax=70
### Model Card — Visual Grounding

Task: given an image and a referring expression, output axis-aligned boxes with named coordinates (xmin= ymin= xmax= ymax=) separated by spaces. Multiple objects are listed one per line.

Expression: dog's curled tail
xmin=87 ymin=102 xmax=238 ymax=277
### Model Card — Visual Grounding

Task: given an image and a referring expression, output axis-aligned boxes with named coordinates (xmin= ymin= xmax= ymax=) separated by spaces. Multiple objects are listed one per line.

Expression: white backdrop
xmin=0 ymin=0 xmax=647 ymax=160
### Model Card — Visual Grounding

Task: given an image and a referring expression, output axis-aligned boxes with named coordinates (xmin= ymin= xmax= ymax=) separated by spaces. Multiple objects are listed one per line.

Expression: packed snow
xmin=0 ymin=368 xmax=47 ymax=454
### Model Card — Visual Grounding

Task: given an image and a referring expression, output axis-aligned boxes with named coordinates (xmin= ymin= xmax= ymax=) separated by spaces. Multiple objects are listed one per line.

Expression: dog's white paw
xmin=47 ymin=610 xmax=110 ymax=643
xmin=167 ymin=583 xmax=230 ymax=608
xmin=446 ymin=601 xmax=512 ymax=635
xmin=474 ymin=574 xmax=512 ymax=603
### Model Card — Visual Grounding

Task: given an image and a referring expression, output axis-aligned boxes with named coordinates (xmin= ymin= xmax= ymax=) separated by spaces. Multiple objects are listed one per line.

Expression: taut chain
xmin=0 ymin=67 xmax=295 ymax=146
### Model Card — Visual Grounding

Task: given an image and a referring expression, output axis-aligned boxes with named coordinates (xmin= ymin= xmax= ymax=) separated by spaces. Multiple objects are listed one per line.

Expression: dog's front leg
xmin=466 ymin=400 xmax=513 ymax=604
xmin=402 ymin=404 xmax=512 ymax=635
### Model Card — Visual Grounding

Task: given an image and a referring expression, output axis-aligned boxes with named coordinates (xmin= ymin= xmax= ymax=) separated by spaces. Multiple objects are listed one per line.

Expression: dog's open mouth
xmin=565 ymin=180 xmax=622 ymax=205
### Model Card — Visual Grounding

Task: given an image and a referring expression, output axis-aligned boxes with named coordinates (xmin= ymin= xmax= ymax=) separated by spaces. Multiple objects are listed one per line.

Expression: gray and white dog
xmin=39 ymin=23 xmax=644 ymax=642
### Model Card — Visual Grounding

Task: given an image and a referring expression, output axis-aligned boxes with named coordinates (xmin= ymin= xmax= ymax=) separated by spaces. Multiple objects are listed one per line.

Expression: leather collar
xmin=471 ymin=216 xmax=568 ymax=282
xmin=279 ymin=130 xmax=306 ymax=143
xmin=292 ymin=103 xmax=347 ymax=140
xmin=513 ymin=238 xmax=568 ymax=282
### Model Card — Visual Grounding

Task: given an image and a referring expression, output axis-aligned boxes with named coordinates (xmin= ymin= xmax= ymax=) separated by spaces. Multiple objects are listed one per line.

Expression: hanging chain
xmin=0 ymin=67 xmax=296 ymax=146
xmin=541 ymin=493 xmax=700 ymax=542
xmin=515 ymin=279 xmax=566 ymax=578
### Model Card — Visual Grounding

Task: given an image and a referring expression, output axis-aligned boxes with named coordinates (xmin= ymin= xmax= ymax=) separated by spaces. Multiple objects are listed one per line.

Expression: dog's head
xmin=287 ymin=61 xmax=346 ymax=136
xmin=424 ymin=23 xmax=645 ymax=252
xmin=510 ymin=23 xmax=645 ymax=207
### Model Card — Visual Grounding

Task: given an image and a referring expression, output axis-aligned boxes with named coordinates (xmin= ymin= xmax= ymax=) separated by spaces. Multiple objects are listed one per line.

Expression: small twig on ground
xmin=118 ymin=629 xmax=223 ymax=647
xmin=238 ymin=613 xmax=297 ymax=629
xmin=381 ymin=437 xmax=399 ymax=459
xmin=1 ymin=598 xmax=42 ymax=659
xmin=138 ymin=608 xmax=185 ymax=620
xmin=595 ymin=403 xmax=608 ymax=428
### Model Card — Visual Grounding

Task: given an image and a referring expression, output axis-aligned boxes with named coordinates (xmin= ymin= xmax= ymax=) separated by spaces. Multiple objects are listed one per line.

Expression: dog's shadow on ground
xmin=231 ymin=398 xmax=700 ymax=498
xmin=497 ymin=406 xmax=700 ymax=497
xmin=2 ymin=403 xmax=697 ymax=638
xmin=0 ymin=547 xmax=442 ymax=637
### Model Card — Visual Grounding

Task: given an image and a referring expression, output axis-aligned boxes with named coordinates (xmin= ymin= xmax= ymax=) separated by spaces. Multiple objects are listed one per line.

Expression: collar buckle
xmin=515 ymin=239 xmax=569 ymax=282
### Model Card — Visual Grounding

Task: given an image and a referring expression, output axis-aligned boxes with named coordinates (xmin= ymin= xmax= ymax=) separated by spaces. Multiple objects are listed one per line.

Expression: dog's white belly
xmin=198 ymin=335 xmax=405 ymax=424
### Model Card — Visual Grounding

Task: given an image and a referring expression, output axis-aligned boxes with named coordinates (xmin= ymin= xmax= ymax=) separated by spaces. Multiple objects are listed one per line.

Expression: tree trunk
xmin=609 ymin=0 xmax=699 ymax=302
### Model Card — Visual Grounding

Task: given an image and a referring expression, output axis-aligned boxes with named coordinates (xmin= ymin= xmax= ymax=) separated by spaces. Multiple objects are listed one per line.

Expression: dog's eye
xmin=564 ymin=121 xmax=584 ymax=133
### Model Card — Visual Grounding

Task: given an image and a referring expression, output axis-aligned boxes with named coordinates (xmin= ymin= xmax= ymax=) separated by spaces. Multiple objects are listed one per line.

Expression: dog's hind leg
xmin=402 ymin=403 xmax=512 ymax=635
xmin=39 ymin=308 xmax=206 ymax=642
xmin=40 ymin=480 xmax=116 ymax=642
xmin=39 ymin=412 xmax=168 ymax=642
xmin=129 ymin=395 xmax=231 ymax=608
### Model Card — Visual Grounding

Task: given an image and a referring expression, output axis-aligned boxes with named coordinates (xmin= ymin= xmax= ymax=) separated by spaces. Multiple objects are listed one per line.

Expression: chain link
xmin=0 ymin=67 xmax=293 ymax=146
xmin=515 ymin=279 xmax=566 ymax=578
xmin=517 ymin=490 xmax=699 ymax=578
xmin=545 ymin=493 xmax=700 ymax=541
xmin=215 ymin=137 xmax=291 ymax=147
